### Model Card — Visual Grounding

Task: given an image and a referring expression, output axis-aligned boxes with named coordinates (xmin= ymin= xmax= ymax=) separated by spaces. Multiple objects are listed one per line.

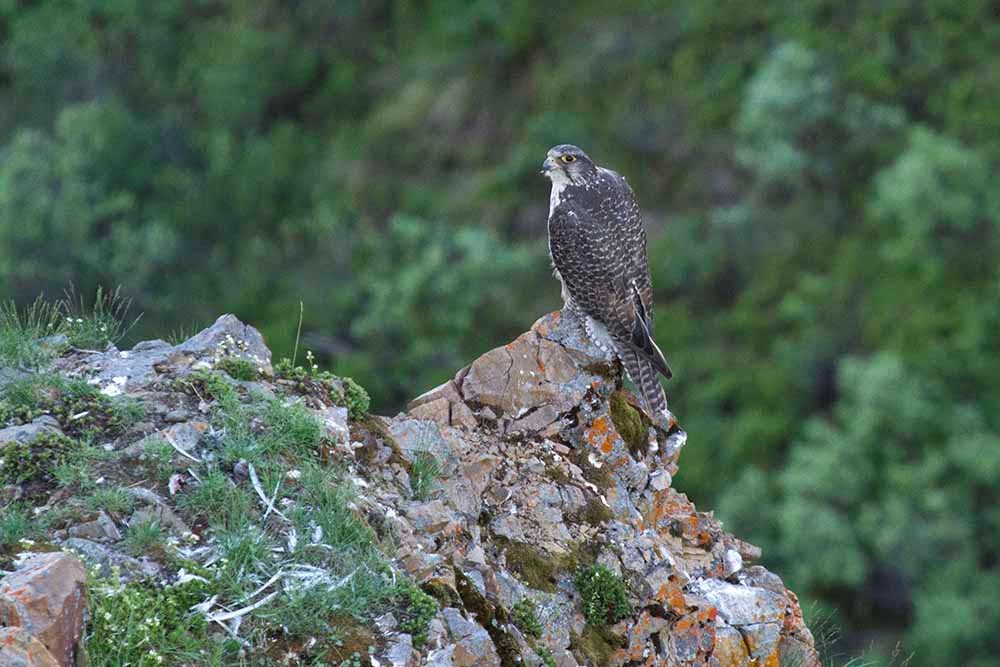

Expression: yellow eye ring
xmin=560 ymin=155 xmax=576 ymax=163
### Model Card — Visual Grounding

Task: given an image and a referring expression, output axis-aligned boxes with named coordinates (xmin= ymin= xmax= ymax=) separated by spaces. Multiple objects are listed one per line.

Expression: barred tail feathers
xmin=618 ymin=346 xmax=668 ymax=418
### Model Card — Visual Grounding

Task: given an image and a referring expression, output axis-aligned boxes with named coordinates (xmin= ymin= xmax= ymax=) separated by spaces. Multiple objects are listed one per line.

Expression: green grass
xmin=573 ymin=565 xmax=631 ymax=626
xmin=59 ymin=285 xmax=140 ymax=350
xmin=410 ymin=450 xmax=443 ymax=501
xmin=54 ymin=458 xmax=99 ymax=493
xmin=0 ymin=505 xmax=33 ymax=549
xmin=0 ymin=297 xmax=65 ymax=368
xmin=88 ymin=487 xmax=136 ymax=516
xmin=141 ymin=437 xmax=177 ymax=482
xmin=0 ymin=373 xmax=145 ymax=439
xmin=125 ymin=519 xmax=165 ymax=557
xmin=86 ymin=573 xmax=219 ymax=666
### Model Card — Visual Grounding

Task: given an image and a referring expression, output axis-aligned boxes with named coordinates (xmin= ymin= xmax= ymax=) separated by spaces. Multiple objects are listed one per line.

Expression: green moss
xmin=570 ymin=625 xmax=625 ymax=667
xmin=341 ymin=377 xmax=370 ymax=420
xmin=609 ymin=391 xmax=649 ymax=459
xmin=504 ymin=543 xmax=559 ymax=593
xmin=573 ymin=565 xmax=631 ymax=626
xmin=0 ymin=374 xmax=144 ymax=439
xmin=512 ymin=599 xmax=543 ymax=638
xmin=582 ymin=362 xmax=618 ymax=383
xmin=537 ymin=646 xmax=557 ymax=667
xmin=0 ymin=430 xmax=77 ymax=486
xmin=454 ymin=567 xmax=521 ymax=667
xmin=274 ymin=356 xmax=370 ymax=420
xmin=397 ymin=583 xmax=438 ymax=648
xmin=577 ymin=496 xmax=614 ymax=526
xmin=215 ymin=356 xmax=259 ymax=381
xmin=420 ymin=579 xmax=461 ymax=608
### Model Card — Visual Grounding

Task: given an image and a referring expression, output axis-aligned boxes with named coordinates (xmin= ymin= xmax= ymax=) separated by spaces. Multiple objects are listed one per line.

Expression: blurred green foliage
xmin=1 ymin=1 xmax=998 ymax=663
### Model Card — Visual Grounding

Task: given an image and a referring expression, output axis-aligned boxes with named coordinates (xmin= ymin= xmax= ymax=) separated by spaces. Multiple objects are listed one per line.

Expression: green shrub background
xmin=1 ymin=2 xmax=998 ymax=664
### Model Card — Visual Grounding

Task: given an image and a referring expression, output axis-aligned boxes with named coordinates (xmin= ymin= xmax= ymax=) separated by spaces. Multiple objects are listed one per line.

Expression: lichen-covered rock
xmin=0 ymin=627 xmax=61 ymax=667
xmin=0 ymin=552 xmax=87 ymax=667
xmin=370 ymin=310 xmax=821 ymax=667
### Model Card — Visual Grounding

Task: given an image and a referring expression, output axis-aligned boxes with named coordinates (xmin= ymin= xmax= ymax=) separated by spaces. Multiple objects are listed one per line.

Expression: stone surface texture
xmin=378 ymin=310 xmax=820 ymax=667
xmin=0 ymin=553 xmax=87 ymax=667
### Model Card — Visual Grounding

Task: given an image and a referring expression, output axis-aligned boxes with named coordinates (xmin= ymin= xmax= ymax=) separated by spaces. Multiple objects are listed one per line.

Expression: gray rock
xmin=691 ymin=578 xmax=785 ymax=627
xmin=382 ymin=633 xmax=416 ymax=667
xmin=68 ymin=511 xmax=121 ymax=542
xmin=174 ymin=314 xmax=272 ymax=372
xmin=129 ymin=505 xmax=190 ymax=536
xmin=441 ymin=608 xmax=501 ymax=667
xmin=0 ymin=417 xmax=62 ymax=445
xmin=63 ymin=538 xmax=161 ymax=580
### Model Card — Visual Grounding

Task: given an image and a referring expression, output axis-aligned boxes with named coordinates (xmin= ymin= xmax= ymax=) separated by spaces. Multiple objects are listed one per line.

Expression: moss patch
xmin=609 ymin=390 xmax=649 ymax=459
xmin=570 ymin=625 xmax=625 ymax=667
xmin=504 ymin=542 xmax=559 ymax=593
xmin=215 ymin=356 xmax=259 ymax=381
xmin=455 ymin=567 xmax=521 ymax=667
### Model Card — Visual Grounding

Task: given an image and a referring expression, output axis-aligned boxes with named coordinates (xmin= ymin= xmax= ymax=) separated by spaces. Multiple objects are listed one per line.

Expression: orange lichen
xmin=585 ymin=415 xmax=618 ymax=454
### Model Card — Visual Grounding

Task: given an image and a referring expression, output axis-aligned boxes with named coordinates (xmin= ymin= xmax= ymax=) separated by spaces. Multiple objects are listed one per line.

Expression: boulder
xmin=0 ymin=627 xmax=60 ymax=667
xmin=0 ymin=553 xmax=87 ymax=667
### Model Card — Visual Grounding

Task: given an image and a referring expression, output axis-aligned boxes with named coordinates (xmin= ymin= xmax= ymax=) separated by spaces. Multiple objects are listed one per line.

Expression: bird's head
xmin=541 ymin=144 xmax=597 ymax=184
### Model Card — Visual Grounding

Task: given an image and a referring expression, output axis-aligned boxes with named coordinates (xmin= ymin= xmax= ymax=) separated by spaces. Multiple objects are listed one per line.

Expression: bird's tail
xmin=619 ymin=346 xmax=668 ymax=419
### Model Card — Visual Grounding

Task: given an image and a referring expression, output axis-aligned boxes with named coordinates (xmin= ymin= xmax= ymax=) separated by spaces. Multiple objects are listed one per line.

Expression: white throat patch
xmin=548 ymin=170 xmax=572 ymax=217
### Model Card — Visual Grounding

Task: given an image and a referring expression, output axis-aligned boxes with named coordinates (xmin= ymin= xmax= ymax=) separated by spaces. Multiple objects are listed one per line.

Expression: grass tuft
xmin=0 ymin=297 xmax=65 ymax=368
xmin=410 ymin=450 xmax=443 ymax=500
xmin=59 ymin=285 xmax=140 ymax=350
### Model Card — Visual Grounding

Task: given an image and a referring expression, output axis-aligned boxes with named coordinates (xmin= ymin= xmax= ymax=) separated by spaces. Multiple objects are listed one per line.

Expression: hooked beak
xmin=540 ymin=157 xmax=557 ymax=175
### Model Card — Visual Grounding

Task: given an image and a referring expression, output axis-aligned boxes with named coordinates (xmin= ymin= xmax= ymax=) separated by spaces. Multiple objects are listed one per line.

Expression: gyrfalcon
xmin=541 ymin=144 xmax=672 ymax=419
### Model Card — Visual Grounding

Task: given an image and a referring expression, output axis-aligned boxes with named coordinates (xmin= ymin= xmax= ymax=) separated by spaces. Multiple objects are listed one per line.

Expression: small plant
xmin=512 ymin=598 xmax=543 ymax=638
xmin=537 ymin=646 xmax=557 ymax=667
xmin=0 ymin=430 xmax=78 ymax=486
xmin=86 ymin=572 xmax=214 ymax=665
xmin=54 ymin=459 xmax=98 ymax=493
xmin=142 ymin=437 xmax=177 ymax=482
xmin=0 ymin=505 xmax=33 ymax=549
xmin=177 ymin=370 xmax=238 ymax=404
xmin=0 ymin=297 xmax=65 ymax=368
xmin=397 ymin=583 xmax=438 ymax=648
xmin=274 ymin=354 xmax=371 ymax=419
xmin=59 ymin=285 xmax=140 ymax=350
xmin=0 ymin=374 xmax=144 ymax=438
xmin=573 ymin=565 xmax=631 ymax=626
xmin=215 ymin=356 xmax=259 ymax=381
xmin=89 ymin=487 xmax=135 ymax=516
xmin=125 ymin=518 xmax=165 ymax=557
xmin=341 ymin=377 xmax=370 ymax=419
xmin=409 ymin=450 xmax=443 ymax=501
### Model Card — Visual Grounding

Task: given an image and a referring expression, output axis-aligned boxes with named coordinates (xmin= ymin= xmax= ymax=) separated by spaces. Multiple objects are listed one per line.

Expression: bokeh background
xmin=2 ymin=2 xmax=998 ymax=664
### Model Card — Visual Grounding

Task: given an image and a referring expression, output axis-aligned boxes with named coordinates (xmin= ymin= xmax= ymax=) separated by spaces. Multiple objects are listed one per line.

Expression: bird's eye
xmin=560 ymin=155 xmax=576 ymax=163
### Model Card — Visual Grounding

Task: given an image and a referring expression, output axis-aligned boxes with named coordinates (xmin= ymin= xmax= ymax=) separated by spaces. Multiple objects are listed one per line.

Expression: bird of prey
xmin=541 ymin=144 xmax=672 ymax=419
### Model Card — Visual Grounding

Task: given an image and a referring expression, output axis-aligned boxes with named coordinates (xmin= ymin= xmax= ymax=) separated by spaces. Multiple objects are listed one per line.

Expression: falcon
xmin=541 ymin=144 xmax=672 ymax=419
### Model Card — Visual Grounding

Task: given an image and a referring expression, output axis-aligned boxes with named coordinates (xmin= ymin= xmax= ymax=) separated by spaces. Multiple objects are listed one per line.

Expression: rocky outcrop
xmin=376 ymin=310 xmax=819 ymax=667
xmin=0 ymin=310 xmax=820 ymax=667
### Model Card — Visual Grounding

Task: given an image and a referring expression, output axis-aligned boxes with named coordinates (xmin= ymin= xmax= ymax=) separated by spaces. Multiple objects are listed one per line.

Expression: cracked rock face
xmin=374 ymin=310 xmax=821 ymax=667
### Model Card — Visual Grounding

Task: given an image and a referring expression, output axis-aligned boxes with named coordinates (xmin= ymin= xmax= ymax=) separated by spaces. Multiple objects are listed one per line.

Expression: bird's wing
xmin=549 ymin=197 xmax=672 ymax=379
xmin=606 ymin=172 xmax=672 ymax=379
